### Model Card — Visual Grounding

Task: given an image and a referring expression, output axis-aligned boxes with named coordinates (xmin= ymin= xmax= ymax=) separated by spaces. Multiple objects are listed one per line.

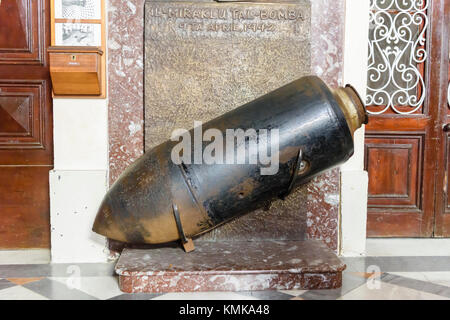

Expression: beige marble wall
xmin=108 ymin=1 xmax=145 ymax=185
xmin=307 ymin=0 xmax=346 ymax=250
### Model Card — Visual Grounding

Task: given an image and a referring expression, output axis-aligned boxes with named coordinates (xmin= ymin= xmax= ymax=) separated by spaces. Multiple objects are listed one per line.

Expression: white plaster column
xmin=339 ymin=0 xmax=370 ymax=256
xmin=49 ymin=98 xmax=109 ymax=263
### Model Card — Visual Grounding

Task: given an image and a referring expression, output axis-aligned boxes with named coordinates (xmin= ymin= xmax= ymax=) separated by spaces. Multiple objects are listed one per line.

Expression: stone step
xmin=115 ymin=240 xmax=345 ymax=293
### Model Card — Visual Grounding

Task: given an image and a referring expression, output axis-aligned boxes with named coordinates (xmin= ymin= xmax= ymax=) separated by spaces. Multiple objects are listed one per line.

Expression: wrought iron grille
xmin=367 ymin=0 xmax=429 ymax=115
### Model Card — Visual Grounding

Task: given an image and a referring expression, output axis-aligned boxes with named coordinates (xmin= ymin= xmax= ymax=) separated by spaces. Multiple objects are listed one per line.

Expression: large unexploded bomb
xmin=93 ymin=76 xmax=367 ymax=251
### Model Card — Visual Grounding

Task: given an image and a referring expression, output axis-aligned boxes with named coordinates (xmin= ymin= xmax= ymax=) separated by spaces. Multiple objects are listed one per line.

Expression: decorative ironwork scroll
xmin=367 ymin=0 xmax=429 ymax=115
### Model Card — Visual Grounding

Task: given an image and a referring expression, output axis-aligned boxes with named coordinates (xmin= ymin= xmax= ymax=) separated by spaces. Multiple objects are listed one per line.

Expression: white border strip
xmin=366 ymin=239 xmax=450 ymax=256
xmin=0 ymin=250 xmax=50 ymax=265
xmin=339 ymin=0 xmax=370 ymax=256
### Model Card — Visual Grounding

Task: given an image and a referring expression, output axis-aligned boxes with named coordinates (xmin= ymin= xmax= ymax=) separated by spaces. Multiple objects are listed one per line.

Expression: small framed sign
xmin=54 ymin=23 xmax=102 ymax=46
xmin=54 ymin=0 xmax=102 ymax=20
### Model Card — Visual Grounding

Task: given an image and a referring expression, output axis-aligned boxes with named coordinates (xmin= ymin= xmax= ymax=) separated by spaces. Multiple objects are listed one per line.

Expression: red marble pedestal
xmin=116 ymin=240 xmax=346 ymax=293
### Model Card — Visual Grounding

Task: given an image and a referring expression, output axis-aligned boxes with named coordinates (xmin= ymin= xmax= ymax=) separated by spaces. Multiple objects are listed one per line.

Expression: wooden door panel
xmin=0 ymin=82 xmax=50 ymax=157
xmin=434 ymin=1 xmax=450 ymax=236
xmin=0 ymin=166 xmax=51 ymax=248
xmin=0 ymin=0 xmax=44 ymax=64
xmin=438 ymin=134 xmax=450 ymax=235
xmin=367 ymin=213 xmax=423 ymax=237
xmin=366 ymin=133 xmax=425 ymax=237
xmin=366 ymin=134 xmax=423 ymax=209
xmin=444 ymin=136 xmax=450 ymax=213
xmin=365 ymin=0 xmax=445 ymax=237
xmin=0 ymin=0 xmax=52 ymax=248
xmin=434 ymin=115 xmax=450 ymax=237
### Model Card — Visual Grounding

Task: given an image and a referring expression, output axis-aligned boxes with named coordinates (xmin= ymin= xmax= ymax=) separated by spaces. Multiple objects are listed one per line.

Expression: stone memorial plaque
xmin=144 ymin=0 xmax=311 ymax=240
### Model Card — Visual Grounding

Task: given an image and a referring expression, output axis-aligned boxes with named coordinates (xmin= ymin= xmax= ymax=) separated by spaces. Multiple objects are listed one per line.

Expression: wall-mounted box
xmin=48 ymin=46 xmax=103 ymax=96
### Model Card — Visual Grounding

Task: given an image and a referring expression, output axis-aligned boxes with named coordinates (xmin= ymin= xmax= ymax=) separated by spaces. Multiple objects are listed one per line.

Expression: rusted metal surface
xmin=93 ymin=76 xmax=367 ymax=245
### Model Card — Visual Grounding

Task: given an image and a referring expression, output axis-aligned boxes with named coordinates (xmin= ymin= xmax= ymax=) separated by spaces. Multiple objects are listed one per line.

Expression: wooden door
xmin=434 ymin=0 xmax=450 ymax=237
xmin=365 ymin=0 xmax=446 ymax=237
xmin=0 ymin=0 xmax=53 ymax=248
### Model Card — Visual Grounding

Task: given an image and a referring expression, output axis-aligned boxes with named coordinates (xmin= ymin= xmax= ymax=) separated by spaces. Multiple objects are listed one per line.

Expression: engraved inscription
xmin=146 ymin=2 xmax=310 ymax=39
xmin=149 ymin=6 xmax=305 ymax=21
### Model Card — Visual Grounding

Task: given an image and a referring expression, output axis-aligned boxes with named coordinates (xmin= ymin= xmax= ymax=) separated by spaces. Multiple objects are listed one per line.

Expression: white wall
xmin=50 ymin=99 xmax=109 ymax=263
xmin=48 ymin=0 xmax=110 ymax=263
xmin=339 ymin=0 xmax=370 ymax=256
xmin=53 ymin=100 xmax=108 ymax=170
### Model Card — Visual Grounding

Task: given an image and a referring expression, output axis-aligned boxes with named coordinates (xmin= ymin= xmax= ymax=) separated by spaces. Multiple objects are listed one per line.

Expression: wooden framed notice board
xmin=49 ymin=0 xmax=106 ymax=97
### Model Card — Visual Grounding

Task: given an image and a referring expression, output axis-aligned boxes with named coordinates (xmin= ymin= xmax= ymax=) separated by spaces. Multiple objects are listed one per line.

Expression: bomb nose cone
xmin=91 ymin=141 xmax=207 ymax=244
xmin=91 ymin=153 xmax=170 ymax=244
xmin=92 ymin=196 xmax=127 ymax=243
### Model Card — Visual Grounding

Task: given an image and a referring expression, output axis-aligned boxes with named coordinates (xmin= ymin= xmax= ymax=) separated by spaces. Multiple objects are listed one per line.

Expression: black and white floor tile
xmin=0 ymin=257 xmax=450 ymax=300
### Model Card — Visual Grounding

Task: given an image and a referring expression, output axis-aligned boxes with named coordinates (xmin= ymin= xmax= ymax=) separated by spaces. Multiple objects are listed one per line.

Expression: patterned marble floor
xmin=0 ymin=256 xmax=450 ymax=300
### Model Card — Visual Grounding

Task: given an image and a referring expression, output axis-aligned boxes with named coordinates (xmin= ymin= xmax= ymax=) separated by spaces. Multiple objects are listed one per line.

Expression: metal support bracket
xmin=172 ymin=203 xmax=195 ymax=252
xmin=279 ymin=148 xmax=304 ymax=200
